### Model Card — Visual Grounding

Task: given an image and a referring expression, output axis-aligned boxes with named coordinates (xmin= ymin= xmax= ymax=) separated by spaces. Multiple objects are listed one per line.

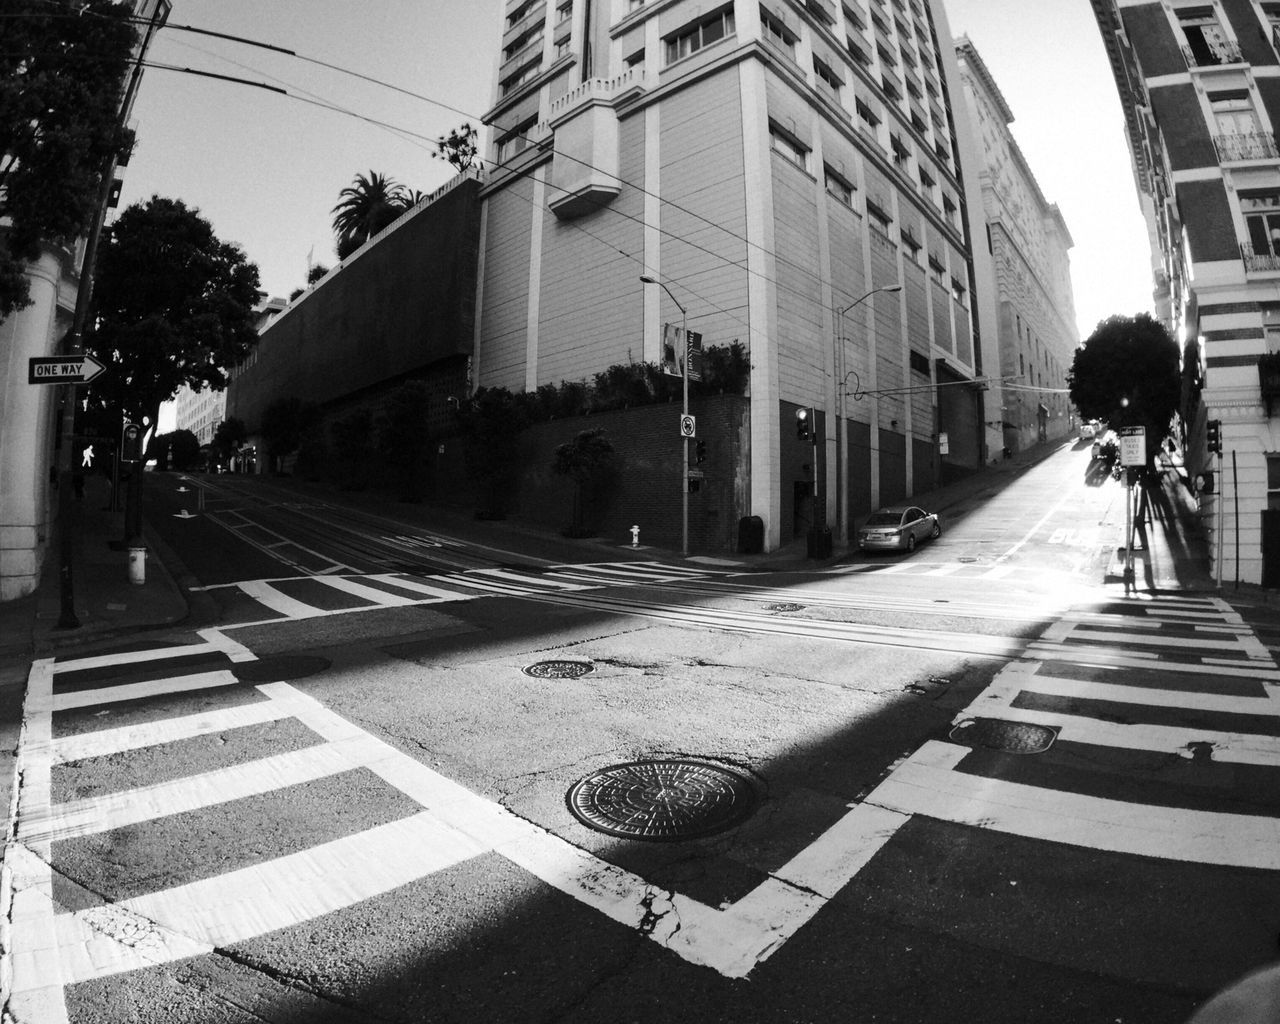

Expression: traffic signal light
xmin=695 ymin=440 xmax=707 ymax=464
xmin=1206 ymin=419 xmax=1221 ymax=454
xmin=795 ymin=407 xmax=812 ymax=441
xmin=120 ymin=422 xmax=143 ymax=462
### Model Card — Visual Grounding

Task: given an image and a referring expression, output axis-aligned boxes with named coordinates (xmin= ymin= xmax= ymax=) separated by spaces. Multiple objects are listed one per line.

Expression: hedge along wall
xmin=436 ymin=393 xmax=751 ymax=553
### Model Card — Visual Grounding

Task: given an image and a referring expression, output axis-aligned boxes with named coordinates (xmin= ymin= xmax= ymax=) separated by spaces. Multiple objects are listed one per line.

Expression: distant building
xmin=0 ymin=0 xmax=170 ymax=602
xmin=955 ymin=38 xmax=1080 ymax=455
xmin=1092 ymin=0 xmax=1280 ymax=585
xmin=478 ymin=0 xmax=997 ymax=549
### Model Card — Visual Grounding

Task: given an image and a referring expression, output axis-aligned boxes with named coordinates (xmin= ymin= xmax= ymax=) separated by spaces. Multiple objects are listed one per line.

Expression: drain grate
xmin=523 ymin=659 xmax=594 ymax=679
xmin=567 ymin=759 xmax=757 ymax=841
xmin=232 ymin=655 xmax=331 ymax=683
xmin=950 ymin=718 xmax=1058 ymax=754
xmin=765 ymin=603 xmax=805 ymax=612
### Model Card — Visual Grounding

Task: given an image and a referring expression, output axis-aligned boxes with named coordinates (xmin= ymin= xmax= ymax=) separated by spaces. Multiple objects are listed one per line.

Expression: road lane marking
xmin=1015 ymin=676 xmax=1280 ymax=715
xmin=49 ymin=670 xmax=242 ymax=713
xmin=52 ymin=811 xmax=485 ymax=987
xmin=50 ymin=639 xmax=225 ymax=676
xmin=315 ymin=575 xmax=419 ymax=606
xmin=51 ymin=700 xmax=289 ymax=764
xmin=868 ymin=740 xmax=1280 ymax=870
xmin=237 ymin=580 xmax=323 ymax=619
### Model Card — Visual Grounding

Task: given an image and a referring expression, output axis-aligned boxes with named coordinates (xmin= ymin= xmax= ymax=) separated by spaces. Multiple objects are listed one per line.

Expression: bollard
xmin=630 ymin=525 xmax=640 ymax=548
xmin=128 ymin=546 xmax=146 ymax=585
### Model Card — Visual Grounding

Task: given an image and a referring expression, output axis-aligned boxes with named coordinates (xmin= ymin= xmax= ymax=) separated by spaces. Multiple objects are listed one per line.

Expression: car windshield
xmin=865 ymin=513 xmax=901 ymax=527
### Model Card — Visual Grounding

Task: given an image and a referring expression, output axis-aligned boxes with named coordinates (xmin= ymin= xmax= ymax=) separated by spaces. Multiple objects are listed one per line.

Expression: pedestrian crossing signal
xmin=795 ymin=407 xmax=812 ymax=442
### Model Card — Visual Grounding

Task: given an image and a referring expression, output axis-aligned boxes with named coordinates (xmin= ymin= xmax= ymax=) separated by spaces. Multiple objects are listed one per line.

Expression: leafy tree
xmin=212 ymin=417 xmax=247 ymax=468
xmin=307 ymin=262 xmax=329 ymax=284
xmin=261 ymin=396 xmax=319 ymax=473
xmin=83 ymin=196 xmax=261 ymax=431
xmin=331 ymin=170 xmax=408 ymax=260
xmin=1068 ymin=313 xmax=1180 ymax=462
xmin=377 ymin=382 xmax=432 ymax=501
xmin=433 ymin=123 xmax=479 ymax=173
xmin=552 ymin=428 xmax=616 ymax=536
xmin=458 ymin=388 xmax=529 ymax=517
xmin=0 ymin=0 xmax=138 ymax=318
xmin=168 ymin=429 xmax=201 ymax=471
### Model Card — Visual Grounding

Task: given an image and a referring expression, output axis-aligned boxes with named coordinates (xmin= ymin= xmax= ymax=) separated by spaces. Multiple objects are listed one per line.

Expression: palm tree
xmin=331 ymin=171 xmax=408 ymax=260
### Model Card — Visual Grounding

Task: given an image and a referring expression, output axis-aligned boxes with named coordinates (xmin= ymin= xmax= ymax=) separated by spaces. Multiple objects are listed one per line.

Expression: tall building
xmin=479 ymin=0 xmax=996 ymax=550
xmin=954 ymin=38 xmax=1080 ymax=455
xmin=1092 ymin=0 xmax=1280 ymax=585
xmin=0 ymin=0 xmax=170 ymax=601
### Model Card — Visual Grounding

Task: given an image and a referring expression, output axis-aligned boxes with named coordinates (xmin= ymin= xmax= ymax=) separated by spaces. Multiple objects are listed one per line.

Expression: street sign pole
xmin=1118 ymin=426 xmax=1146 ymax=591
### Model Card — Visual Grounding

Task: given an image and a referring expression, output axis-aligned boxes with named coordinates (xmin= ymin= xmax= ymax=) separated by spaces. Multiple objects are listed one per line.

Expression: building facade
xmin=0 ymin=0 xmax=169 ymax=601
xmin=1093 ymin=0 xmax=1280 ymax=585
xmin=479 ymin=0 xmax=996 ymax=550
xmin=955 ymin=38 xmax=1080 ymax=456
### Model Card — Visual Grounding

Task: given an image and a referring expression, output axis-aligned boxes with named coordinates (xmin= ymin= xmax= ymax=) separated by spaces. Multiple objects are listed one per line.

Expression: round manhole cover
xmin=950 ymin=718 xmax=1058 ymax=754
xmin=232 ymin=655 xmax=331 ymax=683
xmin=567 ymin=760 xmax=757 ymax=841
xmin=766 ymin=603 xmax=805 ymax=612
xmin=524 ymin=659 xmax=594 ymax=679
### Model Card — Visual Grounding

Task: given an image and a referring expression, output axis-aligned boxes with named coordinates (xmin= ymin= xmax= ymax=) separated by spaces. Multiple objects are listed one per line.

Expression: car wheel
xmin=906 ymin=533 xmax=916 ymax=553
xmin=931 ymin=520 xmax=941 ymax=539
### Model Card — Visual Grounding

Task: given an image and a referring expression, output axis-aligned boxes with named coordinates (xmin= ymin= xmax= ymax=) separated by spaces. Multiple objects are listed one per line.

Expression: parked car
xmin=1091 ymin=431 xmax=1117 ymax=462
xmin=1079 ymin=420 xmax=1101 ymax=440
xmin=857 ymin=506 xmax=941 ymax=553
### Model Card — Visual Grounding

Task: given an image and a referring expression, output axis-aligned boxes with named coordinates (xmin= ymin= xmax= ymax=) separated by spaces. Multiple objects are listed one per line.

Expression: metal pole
xmin=681 ymin=305 xmax=689 ymax=557
xmin=1233 ymin=449 xmax=1240 ymax=589
xmin=1124 ymin=471 xmax=1134 ymax=592
xmin=1215 ymin=450 xmax=1224 ymax=590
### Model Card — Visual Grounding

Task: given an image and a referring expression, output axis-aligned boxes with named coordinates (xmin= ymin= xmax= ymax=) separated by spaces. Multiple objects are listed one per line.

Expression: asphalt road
xmin=9 ymin=444 xmax=1278 ymax=1024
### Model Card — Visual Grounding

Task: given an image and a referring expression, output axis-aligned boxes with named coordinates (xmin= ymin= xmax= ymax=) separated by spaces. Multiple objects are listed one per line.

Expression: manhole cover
xmin=523 ymin=659 xmax=594 ymax=679
xmin=950 ymin=718 xmax=1058 ymax=754
xmin=957 ymin=556 xmax=978 ymax=563
xmin=567 ymin=760 xmax=757 ymax=841
xmin=232 ymin=655 xmax=331 ymax=683
xmin=766 ymin=603 xmax=805 ymax=612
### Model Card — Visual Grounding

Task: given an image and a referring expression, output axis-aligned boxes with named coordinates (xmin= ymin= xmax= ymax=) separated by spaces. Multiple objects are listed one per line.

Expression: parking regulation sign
xmin=679 ymin=414 xmax=696 ymax=438
xmin=1119 ymin=426 xmax=1146 ymax=467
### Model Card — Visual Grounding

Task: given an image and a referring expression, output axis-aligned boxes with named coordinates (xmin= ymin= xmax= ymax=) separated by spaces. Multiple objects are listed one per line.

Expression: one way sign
xmin=28 ymin=354 xmax=108 ymax=385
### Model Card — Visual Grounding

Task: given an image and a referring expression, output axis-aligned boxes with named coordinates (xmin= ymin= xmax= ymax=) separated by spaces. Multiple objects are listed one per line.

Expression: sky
xmin=119 ymin=0 xmax=1153 ymax=351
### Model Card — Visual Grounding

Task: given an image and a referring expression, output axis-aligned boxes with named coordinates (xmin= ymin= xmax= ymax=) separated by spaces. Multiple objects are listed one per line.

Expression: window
xmin=909 ymin=350 xmax=930 ymax=375
xmin=928 ymin=255 xmax=944 ymax=283
xmin=866 ymin=198 xmax=892 ymax=231
xmin=504 ymin=23 xmax=543 ymax=61
xmin=769 ymin=122 xmax=809 ymax=170
xmin=942 ymin=193 xmax=957 ymax=224
xmin=507 ymin=0 xmax=535 ymax=28
xmin=901 ymin=228 xmax=921 ymax=261
xmin=950 ymin=276 xmax=967 ymax=304
xmin=855 ymin=97 xmax=880 ymax=131
xmin=891 ymin=134 xmax=911 ymax=170
xmin=497 ymin=118 xmax=536 ymax=162
xmin=1242 ymin=190 xmax=1280 ymax=256
xmin=1267 ymin=454 xmax=1280 ymax=510
xmin=1177 ymin=5 xmax=1239 ymax=65
xmin=846 ymin=36 xmax=871 ymax=67
xmin=500 ymin=61 xmax=541 ymax=96
xmin=555 ymin=37 xmax=571 ymax=58
xmin=814 ymin=56 xmax=843 ymax=101
xmin=919 ymin=167 xmax=934 ymax=192
xmin=556 ymin=0 xmax=573 ymax=23
xmin=761 ymin=7 xmax=796 ymax=58
xmin=665 ymin=6 xmax=735 ymax=63
xmin=825 ymin=165 xmax=854 ymax=205
xmin=843 ymin=3 xmax=866 ymax=31
xmin=625 ymin=47 xmax=645 ymax=72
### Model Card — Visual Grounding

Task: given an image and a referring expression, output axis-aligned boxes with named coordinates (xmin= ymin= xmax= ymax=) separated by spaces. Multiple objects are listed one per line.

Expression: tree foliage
xmin=433 ymin=123 xmax=478 ymax=173
xmin=212 ymin=417 xmax=247 ymax=466
xmin=261 ymin=396 xmax=320 ymax=470
xmin=377 ymin=382 xmax=433 ymax=501
xmin=0 ymin=0 xmax=138 ymax=317
xmin=331 ymin=170 xmax=413 ymax=260
xmin=552 ymin=429 xmax=617 ymax=536
xmin=1069 ymin=313 xmax=1180 ymax=453
xmin=83 ymin=196 xmax=261 ymax=430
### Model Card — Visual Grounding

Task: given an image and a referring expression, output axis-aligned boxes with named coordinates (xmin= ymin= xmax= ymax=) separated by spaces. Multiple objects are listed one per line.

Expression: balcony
xmin=1181 ymin=41 xmax=1242 ymax=68
xmin=1241 ymin=241 xmax=1280 ymax=273
xmin=1213 ymin=130 xmax=1279 ymax=162
xmin=546 ymin=72 xmax=642 ymax=219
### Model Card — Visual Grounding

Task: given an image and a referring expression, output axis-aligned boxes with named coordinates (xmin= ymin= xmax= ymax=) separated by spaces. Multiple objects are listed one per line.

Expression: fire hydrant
xmin=630 ymin=525 xmax=640 ymax=548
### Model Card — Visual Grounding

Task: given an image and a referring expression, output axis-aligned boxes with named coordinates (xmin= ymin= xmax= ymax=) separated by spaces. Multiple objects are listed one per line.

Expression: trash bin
xmin=738 ymin=515 xmax=764 ymax=554
xmin=806 ymin=527 xmax=832 ymax=559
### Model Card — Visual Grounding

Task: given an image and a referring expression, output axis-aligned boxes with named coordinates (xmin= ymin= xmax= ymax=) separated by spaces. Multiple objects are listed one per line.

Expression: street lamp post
xmin=834 ymin=284 xmax=902 ymax=543
xmin=641 ymin=275 xmax=689 ymax=556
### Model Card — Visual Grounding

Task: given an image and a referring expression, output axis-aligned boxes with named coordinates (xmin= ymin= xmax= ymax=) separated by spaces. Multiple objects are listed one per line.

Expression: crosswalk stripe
xmin=361 ymin=574 xmax=477 ymax=601
xmin=51 ymin=811 xmax=485 ymax=987
xmin=51 ymin=640 xmax=223 ymax=676
xmin=980 ymin=565 xmax=1016 ymax=580
xmin=468 ymin=568 xmax=590 ymax=590
xmin=1017 ymin=675 xmax=1280 ymax=715
xmin=237 ymin=580 xmax=322 ymax=619
xmin=868 ymin=740 xmax=1280 ymax=869
xmin=974 ymin=704 xmax=1280 ymax=767
xmin=27 ymin=742 xmax=361 ymax=844
xmin=315 ymin=575 xmax=418 ymax=606
xmin=51 ymin=700 xmax=289 ymax=764
xmin=433 ymin=573 xmax=533 ymax=596
xmin=1026 ymin=643 xmax=1280 ymax=679
xmin=1060 ymin=627 xmax=1263 ymax=654
xmin=50 ymin=669 xmax=242 ymax=713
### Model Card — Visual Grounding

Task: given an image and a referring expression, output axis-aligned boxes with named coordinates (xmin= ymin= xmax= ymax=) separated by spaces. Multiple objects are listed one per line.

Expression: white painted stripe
xmin=362 ymin=574 xmax=475 ymax=601
xmin=51 ymin=641 xmax=219 ymax=676
xmin=922 ymin=564 xmax=963 ymax=577
xmin=55 ymin=812 xmax=484 ymax=986
xmin=869 ymin=741 xmax=1280 ymax=869
xmin=468 ymin=568 xmax=590 ymax=591
xmin=977 ymin=704 xmax=1280 ymax=767
xmin=316 ymin=576 xmax=417 ymax=607
xmin=196 ymin=627 xmax=256 ymax=662
xmin=1019 ymin=676 xmax=1280 ymax=716
xmin=238 ymin=580 xmax=322 ymax=619
xmin=980 ymin=565 xmax=1016 ymax=580
xmin=1026 ymin=644 xmax=1280 ymax=680
xmin=434 ymin=573 xmax=529 ymax=596
xmin=873 ymin=562 xmax=914 ymax=574
xmin=51 ymin=669 xmax=242 ymax=712
xmin=1062 ymin=627 xmax=1256 ymax=653
xmin=51 ymin=700 xmax=289 ymax=764
xmin=28 ymin=742 xmax=359 ymax=844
